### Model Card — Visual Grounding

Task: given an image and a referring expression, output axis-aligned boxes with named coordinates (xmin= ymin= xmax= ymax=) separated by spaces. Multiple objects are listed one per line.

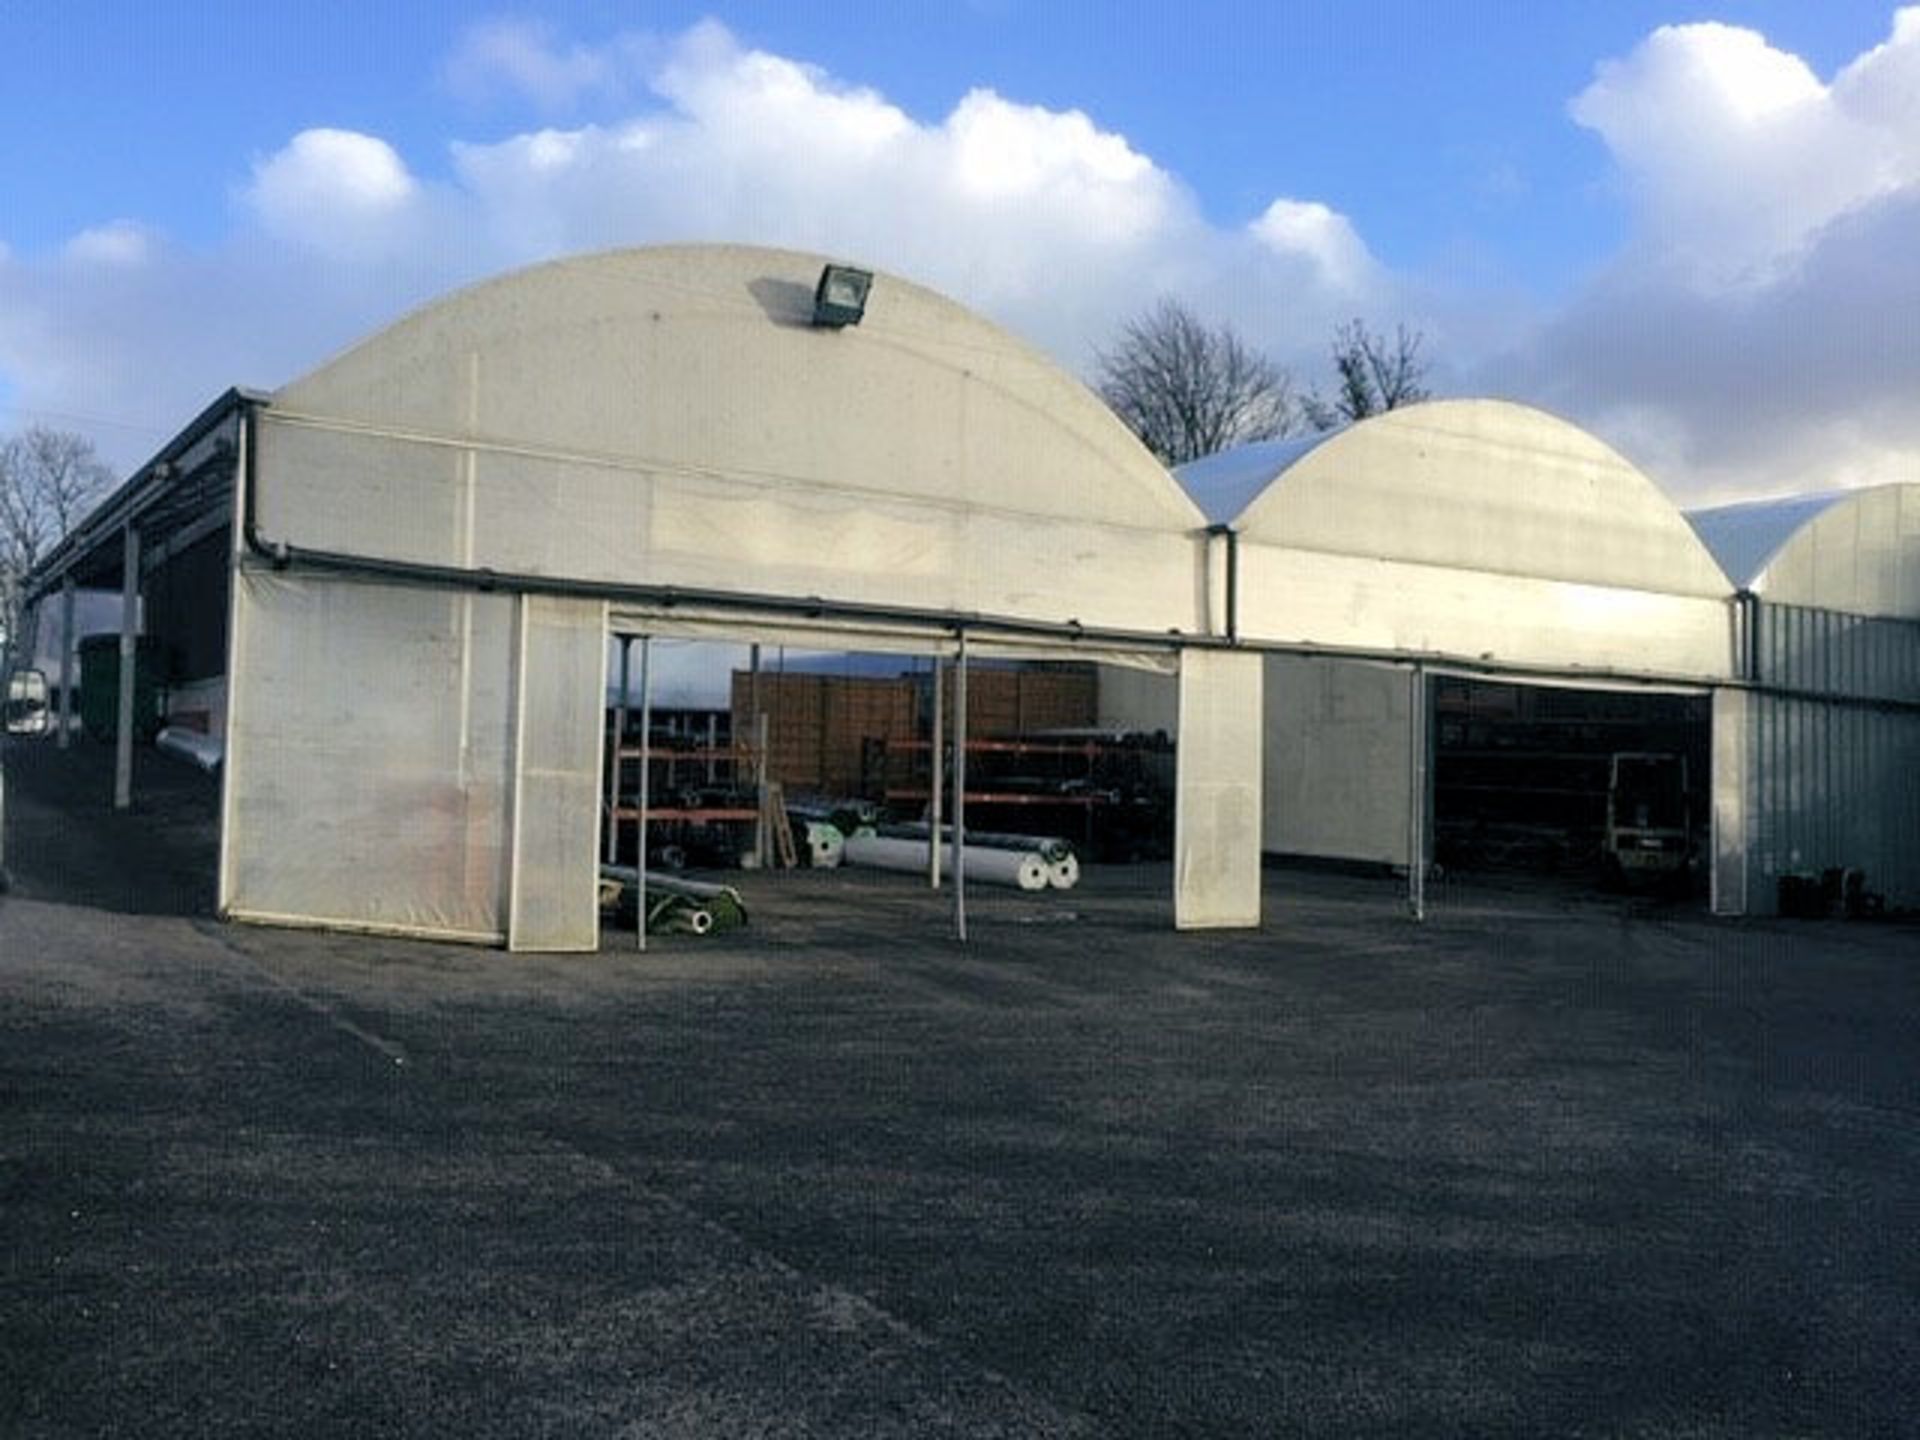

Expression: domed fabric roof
xmin=1180 ymin=400 xmax=1732 ymax=598
xmin=275 ymin=244 xmax=1203 ymax=535
xmin=1688 ymin=485 xmax=1920 ymax=619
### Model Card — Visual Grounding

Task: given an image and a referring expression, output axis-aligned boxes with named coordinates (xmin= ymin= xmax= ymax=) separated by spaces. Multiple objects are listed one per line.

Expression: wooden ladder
xmin=764 ymin=781 xmax=798 ymax=869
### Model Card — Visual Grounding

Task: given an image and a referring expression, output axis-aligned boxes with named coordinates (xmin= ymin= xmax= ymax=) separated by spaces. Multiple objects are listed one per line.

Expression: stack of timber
xmin=731 ymin=665 xmax=1097 ymax=797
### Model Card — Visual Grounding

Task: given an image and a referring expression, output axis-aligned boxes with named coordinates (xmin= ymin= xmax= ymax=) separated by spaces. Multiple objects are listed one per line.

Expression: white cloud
xmin=442 ymin=21 xmax=1367 ymax=357
xmin=2 ymin=22 xmax=1401 ymax=475
xmin=246 ymin=128 xmax=422 ymax=253
xmin=63 ymin=221 xmax=155 ymax=267
xmin=1249 ymin=199 xmax=1377 ymax=295
xmin=1567 ymin=20 xmax=1908 ymax=290
xmin=1503 ymin=184 xmax=1920 ymax=502
xmin=443 ymin=18 xmax=634 ymax=112
xmin=1483 ymin=8 xmax=1920 ymax=501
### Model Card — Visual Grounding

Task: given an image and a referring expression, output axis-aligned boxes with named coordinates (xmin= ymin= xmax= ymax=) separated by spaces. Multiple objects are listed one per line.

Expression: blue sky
xmin=3 ymin=2 xmax=1917 ymax=501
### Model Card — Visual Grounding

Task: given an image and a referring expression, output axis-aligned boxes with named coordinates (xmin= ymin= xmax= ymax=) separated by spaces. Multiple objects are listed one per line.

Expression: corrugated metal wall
xmin=1757 ymin=603 xmax=1920 ymax=703
xmin=1740 ymin=602 xmax=1920 ymax=913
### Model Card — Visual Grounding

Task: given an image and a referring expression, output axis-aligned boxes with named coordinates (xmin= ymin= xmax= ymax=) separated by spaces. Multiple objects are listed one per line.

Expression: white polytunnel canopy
xmin=44 ymin=241 xmax=1919 ymax=942
xmin=1179 ymin=400 xmax=1740 ymax=680
xmin=1688 ymin=483 xmax=1920 ymax=620
xmin=221 ymin=244 xmax=1237 ymax=949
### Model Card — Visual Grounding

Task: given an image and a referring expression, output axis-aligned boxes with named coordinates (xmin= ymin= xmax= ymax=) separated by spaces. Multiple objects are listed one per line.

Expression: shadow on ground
xmin=2 ymin=735 xmax=219 ymax=916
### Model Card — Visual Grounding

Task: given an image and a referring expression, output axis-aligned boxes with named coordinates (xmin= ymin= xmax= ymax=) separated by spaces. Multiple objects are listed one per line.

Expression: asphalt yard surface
xmin=3 ymin=738 xmax=1917 ymax=1437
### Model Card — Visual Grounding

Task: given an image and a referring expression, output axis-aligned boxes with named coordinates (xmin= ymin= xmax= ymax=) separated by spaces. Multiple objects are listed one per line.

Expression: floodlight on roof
xmin=812 ymin=264 xmax=872 ymax=328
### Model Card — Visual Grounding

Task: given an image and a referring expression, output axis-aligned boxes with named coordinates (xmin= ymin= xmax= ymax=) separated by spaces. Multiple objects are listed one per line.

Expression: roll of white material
xmin=842 ymin=834 xmax=1049 ymax=891
xmin=805 ymin=820 xmax=845 ymax=869
xmin=878 ymin=822 xmax=1072 ymax=863
xmin=156 ymin=726 xmax=224 ymax=772
xmin=1047 ymin=853 xmax=1080 ymax=890
xmin=658 ymin=906 xmax=714 ymax=936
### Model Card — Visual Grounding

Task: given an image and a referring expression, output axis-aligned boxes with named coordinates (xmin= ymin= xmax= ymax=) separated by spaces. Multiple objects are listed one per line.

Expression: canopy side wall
xmin=253 ymin=416 xmax=1205 ymax=639
xmin=227 ymin=246 xmax=1224 ymax=948
xmin=507 ymin=596 xmax=608 ymax=951
xmin=1264 ymin=655 xmax=1413 ymax=865
xmin=1233 ymin=543 xmax=1734 ymax=680
xmin=1174 ymin=649 xmax=1263 ymax=928
xmin=223 ymin=571 xmax=518 ymax=940
xmin=1710 ymin=688 xmax=1751 ymax=916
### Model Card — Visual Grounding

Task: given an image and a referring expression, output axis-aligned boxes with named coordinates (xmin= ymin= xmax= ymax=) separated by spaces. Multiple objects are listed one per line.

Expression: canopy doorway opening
xmin=1429 ymin=676 xmax=1711 ymax=895
xmin=599 ymin=610 xmax=1188 ymax=950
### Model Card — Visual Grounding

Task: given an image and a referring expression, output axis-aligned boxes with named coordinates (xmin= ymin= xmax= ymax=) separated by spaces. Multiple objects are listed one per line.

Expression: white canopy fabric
xmin=1174 ymin=433 xmax=1338 ymax=526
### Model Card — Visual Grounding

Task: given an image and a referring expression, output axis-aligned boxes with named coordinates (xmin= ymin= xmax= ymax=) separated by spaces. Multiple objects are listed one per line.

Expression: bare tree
xmin=1301 ymin=319 xmax=1432 ymax=431
xmin=1 ymin=426 xmax=116 ymax=670
xmin=1096 ymin=299 xmax=1297 ymax=466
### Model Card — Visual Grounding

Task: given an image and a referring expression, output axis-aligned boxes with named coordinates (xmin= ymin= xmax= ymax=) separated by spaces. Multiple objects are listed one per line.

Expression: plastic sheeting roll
xmin=805 ymin=820 xmax=845 ymax=869
xmin=600 ymin=867 xmax=748 ymax=933
xmin=156 ymin=726 xmax=224 ymax=772
xmin=658 ymin=906 xmax=714 ymax=936
xmin=1047 ymin=852 xmax=1080 ymax=890
xmin=842 ymin=834 xmax=1049 ymax=891
xmin=877 ymin=821 xmax=1073 ymax=863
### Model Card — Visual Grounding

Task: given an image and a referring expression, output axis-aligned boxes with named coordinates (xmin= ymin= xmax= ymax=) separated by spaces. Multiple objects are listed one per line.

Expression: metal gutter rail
xmin=230 ymin=398 xmax=1879 ymax=701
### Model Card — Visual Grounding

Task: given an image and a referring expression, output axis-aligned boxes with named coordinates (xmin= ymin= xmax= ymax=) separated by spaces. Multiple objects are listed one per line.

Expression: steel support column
xmin=928 ymin=654 xmax=944 ymax=889
xmin=952 ymin=631 xmax=968 ymax=942
xmin=606 ymin=636 xmax=630 ymax=859
xmin=114 ymin=525 xmax=140 ymax=810
xmin=635 ymin=635 xmax=652 ymax=954
xmin=1407 ymin=663 xmax=1428 ymax=922
xmin=58 ymin=577 xmax=75 ymax=750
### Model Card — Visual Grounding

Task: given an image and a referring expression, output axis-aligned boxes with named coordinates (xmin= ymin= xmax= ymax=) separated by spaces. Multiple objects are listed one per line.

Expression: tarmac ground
xmin=3 ymin=735 xmax=1917 ymax=1437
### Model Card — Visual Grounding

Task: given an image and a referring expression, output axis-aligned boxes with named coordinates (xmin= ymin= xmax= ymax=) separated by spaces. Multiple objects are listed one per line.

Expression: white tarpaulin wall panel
xmin=253 ymin=418 xmax=1202 ymax=640
xmin=1710 ymin=688 xmax=1751 ymax=916
xmin=1174 ymin=650 xmax=1263 ymax=929
xmin=1265 ymin=655 xmax=1413 ymax=865
xmin=508 ymin=596 xmax=608 ymax=952
xmin=218 ymin=246 xmax=1225 ymax=949
xmin=1233 ymin=545 xmax=1733 ymax=679
xmin=222 ymin=572 xmax=516 ymax=940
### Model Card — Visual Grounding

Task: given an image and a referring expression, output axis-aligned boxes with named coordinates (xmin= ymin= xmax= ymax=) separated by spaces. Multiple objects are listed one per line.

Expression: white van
xmin=4 ymin=668 xmax=51 ymax=735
